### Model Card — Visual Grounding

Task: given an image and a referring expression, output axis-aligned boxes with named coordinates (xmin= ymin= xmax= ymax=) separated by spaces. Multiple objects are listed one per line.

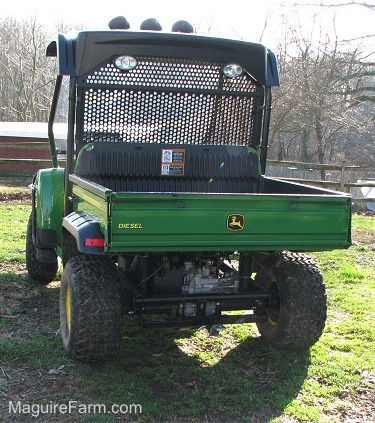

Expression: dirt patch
xmin=352 ymin=213 xmax=374 ymax=246
xmin=0 ymin=264 xmax=59 ymax=339
xmin=352 ymin=208 xmax=375 ymax=217
xmin=327 ymin=383 xmax=375 ymax=423
xmin=0 ymin=365 xmax=94 ymax=422
xmin=0 ymin=267 xmax=84 ymax=422
xmin=352 ymin=228 xmax=375 ymax=246
xmin=0 ymin=192 xmax=30 ymax=202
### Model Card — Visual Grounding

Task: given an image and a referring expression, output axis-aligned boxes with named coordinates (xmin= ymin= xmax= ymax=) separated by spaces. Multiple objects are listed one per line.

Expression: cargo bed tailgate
xmin=107 ymin=192 xmax=351 ymax=252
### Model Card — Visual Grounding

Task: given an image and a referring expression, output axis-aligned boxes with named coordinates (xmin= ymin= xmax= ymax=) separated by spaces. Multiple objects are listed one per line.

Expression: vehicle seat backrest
xmin=75 ymin=142 xmax=260 ymax=193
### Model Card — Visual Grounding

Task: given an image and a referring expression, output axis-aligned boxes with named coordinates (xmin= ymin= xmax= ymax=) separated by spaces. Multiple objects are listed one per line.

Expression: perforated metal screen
xmin=77 ymin=56 xmax=264 ymax=146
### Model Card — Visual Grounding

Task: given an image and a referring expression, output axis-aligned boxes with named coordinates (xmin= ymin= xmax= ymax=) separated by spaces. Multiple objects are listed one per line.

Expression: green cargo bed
xmin=71 ymin=174 xmax=351 ymax=253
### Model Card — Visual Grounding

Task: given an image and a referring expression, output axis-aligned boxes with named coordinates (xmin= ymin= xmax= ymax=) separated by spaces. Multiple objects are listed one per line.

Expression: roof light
xmin=140 ymin=18 xmax=162 ymax=31
xmin=108 ymin=16 xmax=130 ymax=30
xmin=172 ymin=20 xmax=194 ymax=33
xmin=114 ymin=56 xmax=138 ymax=71
xmin=222 ymin=63 xmax=243 ymax=78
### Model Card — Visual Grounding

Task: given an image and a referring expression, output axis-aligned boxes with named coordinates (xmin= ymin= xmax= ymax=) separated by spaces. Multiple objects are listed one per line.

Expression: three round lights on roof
xmin=108 ymin=16 xmax=194 ymax=33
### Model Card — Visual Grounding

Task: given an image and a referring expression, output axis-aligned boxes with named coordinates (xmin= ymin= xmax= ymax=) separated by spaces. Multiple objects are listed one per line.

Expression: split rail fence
xmin=1 ymin=137 xmax=374 ymax=206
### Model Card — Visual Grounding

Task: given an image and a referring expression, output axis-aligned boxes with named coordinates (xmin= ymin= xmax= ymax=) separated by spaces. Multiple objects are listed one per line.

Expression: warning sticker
xmin=161 ymin=149 xmax=185 ymax=176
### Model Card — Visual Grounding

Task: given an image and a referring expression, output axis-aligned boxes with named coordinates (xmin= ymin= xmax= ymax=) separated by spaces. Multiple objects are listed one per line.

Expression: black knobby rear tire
xmin=26 ymin=212 xmax=58 ymax=285
xmin=61 ymin=229 xmax=80 ymax=267
xmin=255 ymin=252 xmax=327 ymax=350
xmin=60 ymin=255 xmax=123 ymax=361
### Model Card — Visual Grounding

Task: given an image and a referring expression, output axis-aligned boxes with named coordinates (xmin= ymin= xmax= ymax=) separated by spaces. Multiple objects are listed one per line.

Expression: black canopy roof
xmin=47 ymin=30 xmax=279 ymax=87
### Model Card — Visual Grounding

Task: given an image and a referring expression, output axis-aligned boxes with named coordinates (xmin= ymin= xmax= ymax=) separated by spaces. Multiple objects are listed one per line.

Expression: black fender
xmin=62 ymin=211 xmax=105 ymax=254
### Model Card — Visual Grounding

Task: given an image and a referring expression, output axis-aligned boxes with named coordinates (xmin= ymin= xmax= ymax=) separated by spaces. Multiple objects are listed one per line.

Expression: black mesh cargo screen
xmin=76 ymin=56 xmax=264 ymax=148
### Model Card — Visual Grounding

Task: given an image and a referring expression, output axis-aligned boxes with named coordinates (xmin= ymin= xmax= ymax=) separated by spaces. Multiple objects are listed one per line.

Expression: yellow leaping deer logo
xmin=227 ymin=214 xmax=245 ymax=231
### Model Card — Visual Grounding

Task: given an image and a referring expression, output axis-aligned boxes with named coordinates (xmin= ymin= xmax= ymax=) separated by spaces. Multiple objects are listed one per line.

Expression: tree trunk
xmin=300 ymin=129 xmax=310 ymax=162
xmin=315 ymin=112 xmax=326 ymax=180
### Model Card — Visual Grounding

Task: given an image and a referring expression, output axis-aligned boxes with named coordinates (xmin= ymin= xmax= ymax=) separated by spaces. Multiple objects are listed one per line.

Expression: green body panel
xmin=35 ymin=168 xmax=65 ymax=244
xmin=72 ymin=185 xmax=109 ymax=236
xmin=72 ymin=184 xmax=351 ymax=253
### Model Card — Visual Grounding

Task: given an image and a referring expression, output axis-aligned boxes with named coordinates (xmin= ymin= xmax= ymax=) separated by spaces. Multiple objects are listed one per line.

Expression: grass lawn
xmin=0 ymin=188 xmax=374 ymax=422
xmin=0 ymin=199 xmax=30 ymax=262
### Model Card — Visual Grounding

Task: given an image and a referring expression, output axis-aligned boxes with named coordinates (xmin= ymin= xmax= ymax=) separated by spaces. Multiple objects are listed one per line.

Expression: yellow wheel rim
xmin=66 ymin=286 xmax=72 ymax=332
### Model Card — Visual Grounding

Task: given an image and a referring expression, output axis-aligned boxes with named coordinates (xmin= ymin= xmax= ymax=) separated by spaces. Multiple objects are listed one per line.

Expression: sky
xmin=1 ymin=0 xmax=374 ymax=53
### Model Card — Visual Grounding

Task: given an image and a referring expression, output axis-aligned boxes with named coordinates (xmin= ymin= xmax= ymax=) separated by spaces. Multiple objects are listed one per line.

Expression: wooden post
xmin=340 ymin=160 xmax=346 ymax=192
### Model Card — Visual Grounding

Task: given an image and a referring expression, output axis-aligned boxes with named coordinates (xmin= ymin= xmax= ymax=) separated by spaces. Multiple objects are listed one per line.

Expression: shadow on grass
xmin=80 ymin=324 xmax=310 ymax=423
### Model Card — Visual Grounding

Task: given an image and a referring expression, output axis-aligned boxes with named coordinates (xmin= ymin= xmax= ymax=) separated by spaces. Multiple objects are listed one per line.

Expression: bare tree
xmin=268 ymin=13 xmax=375 ymax=172
xmin=0 ymin=17 xmax=55 ymax=122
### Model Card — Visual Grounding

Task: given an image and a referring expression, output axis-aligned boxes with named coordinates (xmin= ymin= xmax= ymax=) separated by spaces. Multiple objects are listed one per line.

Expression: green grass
xmin=0 ymin=334 xmax=66 ymax=367
xmin=0 ymin=200 xmax=30 ymax=261
xmin=0 ymin=191 xmax=374 ymax=422
xmin=352 ymin=213 xmax=374 ymax=231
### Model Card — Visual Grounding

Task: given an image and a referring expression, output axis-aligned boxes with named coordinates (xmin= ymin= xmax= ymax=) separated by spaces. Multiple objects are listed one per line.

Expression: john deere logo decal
xmin=227 ymin=214 xmax=245 ymax=231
